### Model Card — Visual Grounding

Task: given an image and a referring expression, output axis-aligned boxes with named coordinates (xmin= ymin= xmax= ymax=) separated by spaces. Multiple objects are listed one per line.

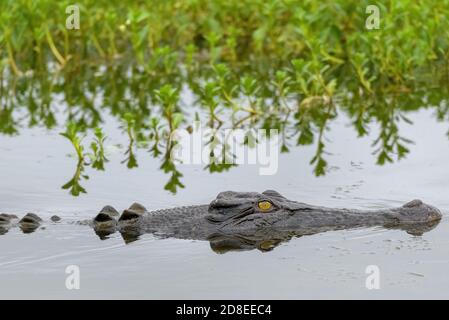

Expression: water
xmin=1 ymin=104 xmax=448 ymax=299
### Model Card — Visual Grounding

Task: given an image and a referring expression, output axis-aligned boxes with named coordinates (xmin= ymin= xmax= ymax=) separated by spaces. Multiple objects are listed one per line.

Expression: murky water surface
xmin=1 ymin=104 xmax=449 ymax=299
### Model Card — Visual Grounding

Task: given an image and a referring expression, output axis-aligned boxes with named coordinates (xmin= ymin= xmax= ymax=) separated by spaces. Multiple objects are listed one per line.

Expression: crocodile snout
xmin=427 ymin=204 xmax=443 ymax=222
xmin=400 ymin=199 xmax=442 ymax=223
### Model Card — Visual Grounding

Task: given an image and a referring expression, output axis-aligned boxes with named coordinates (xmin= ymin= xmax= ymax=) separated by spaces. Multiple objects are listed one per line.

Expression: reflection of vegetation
xmin=1 ymin=0 xmax=449 ymax=195
xmin=60 ymin=123 xmax=108 ymax=196
xmin=90 ymin=128 xmax=108 ymax=170
xmin=120 ymin=113 xmax=138 ymax=169
xmin=62 ymin=158 xmax=88 ymax=197
xmin=161 ymin=139 xmax=185 ymax=194
xmin=60 ymin=123 xmax=88 ymax=196
xmin=60 ymin=123 xmax=85 ymax=162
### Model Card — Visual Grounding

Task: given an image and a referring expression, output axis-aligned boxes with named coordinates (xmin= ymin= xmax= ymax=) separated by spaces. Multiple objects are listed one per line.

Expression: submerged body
xmin=88 ymin=190 xmax=444 ymax=251
xmin=0 ymin=190 xmax=443 ymax=252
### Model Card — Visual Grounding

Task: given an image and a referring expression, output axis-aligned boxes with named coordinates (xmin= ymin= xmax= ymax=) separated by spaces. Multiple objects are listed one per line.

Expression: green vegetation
xmin=1 ymin=0 xmax=449 ymax=194
xmin=1 ymin=0 xmax=448 ymax=83
xmin=60 ymin=123 xmax=107 ymax=195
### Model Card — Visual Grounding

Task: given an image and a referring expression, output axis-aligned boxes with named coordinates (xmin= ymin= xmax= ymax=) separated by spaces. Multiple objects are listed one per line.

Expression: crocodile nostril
xmin=429 ymin=207 xmax=443 ymax=221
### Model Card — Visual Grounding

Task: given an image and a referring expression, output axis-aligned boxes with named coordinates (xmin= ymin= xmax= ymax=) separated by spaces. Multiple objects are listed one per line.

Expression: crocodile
xmin=0 ymin=190 xmax=443 ymax=253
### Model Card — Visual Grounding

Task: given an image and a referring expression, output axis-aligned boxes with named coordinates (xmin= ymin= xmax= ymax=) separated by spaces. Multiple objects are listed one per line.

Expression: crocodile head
xmin=394 ymin=199 xmax=442 ymax=224
xmin=206 ymin=190 xmax=442 ymax=231
xmin=204 ymin=190 xmax=442 ymax=252
xmin=206 ymin=190 xmax=312 ymax=230
xmin=389 ymin=199 xmax=442 ymax=235
xmin=205 ymin=190 xmax=320 ymax=252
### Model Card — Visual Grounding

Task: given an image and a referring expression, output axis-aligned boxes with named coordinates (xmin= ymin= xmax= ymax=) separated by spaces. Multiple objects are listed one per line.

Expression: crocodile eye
xmin=258 ymin=201 xmax=272 ymax=212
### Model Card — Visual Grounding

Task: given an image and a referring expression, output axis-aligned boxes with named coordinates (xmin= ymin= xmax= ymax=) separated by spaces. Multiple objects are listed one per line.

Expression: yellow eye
xmin=258 ymin=201 xmax=272 ymax=211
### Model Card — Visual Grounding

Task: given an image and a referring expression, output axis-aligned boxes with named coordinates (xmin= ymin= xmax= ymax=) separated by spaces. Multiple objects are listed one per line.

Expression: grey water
xmin=1 ymin=106 xmax=449 ymax=299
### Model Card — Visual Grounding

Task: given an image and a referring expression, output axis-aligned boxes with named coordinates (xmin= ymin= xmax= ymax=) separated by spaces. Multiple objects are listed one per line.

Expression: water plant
xmin=60 ymin=123 xmax=108 ymax=196
xmin=60 ymin=122 xmax=88 ymax=196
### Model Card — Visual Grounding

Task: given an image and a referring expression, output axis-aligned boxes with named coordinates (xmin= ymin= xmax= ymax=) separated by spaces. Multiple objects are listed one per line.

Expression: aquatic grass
xmin=148 ymin=117 xmax=163 ymax=158
xmin=160 ymin=139 xmax=185 ymax=194
xmin=59 ymin=122 xmax=88 ymax=196
xmin=155 ymin=84 xmax=183 ymax=131
xmin=198 ymin=80 xmax=229 ymax=127
xmin=61 ymin=159 xmax=88 ymax=197
xmin=60 ymin=123 xmax=109 ymax=195
xmin=2 ymin=0 xmax=449 ymax=91
xmin=120 ymin=113 xmax=138 ymax=169
xmin=60 ymin=122 xmax=85 ymax=161
xmin=89 ymin=127 xmax=108 ymax=170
